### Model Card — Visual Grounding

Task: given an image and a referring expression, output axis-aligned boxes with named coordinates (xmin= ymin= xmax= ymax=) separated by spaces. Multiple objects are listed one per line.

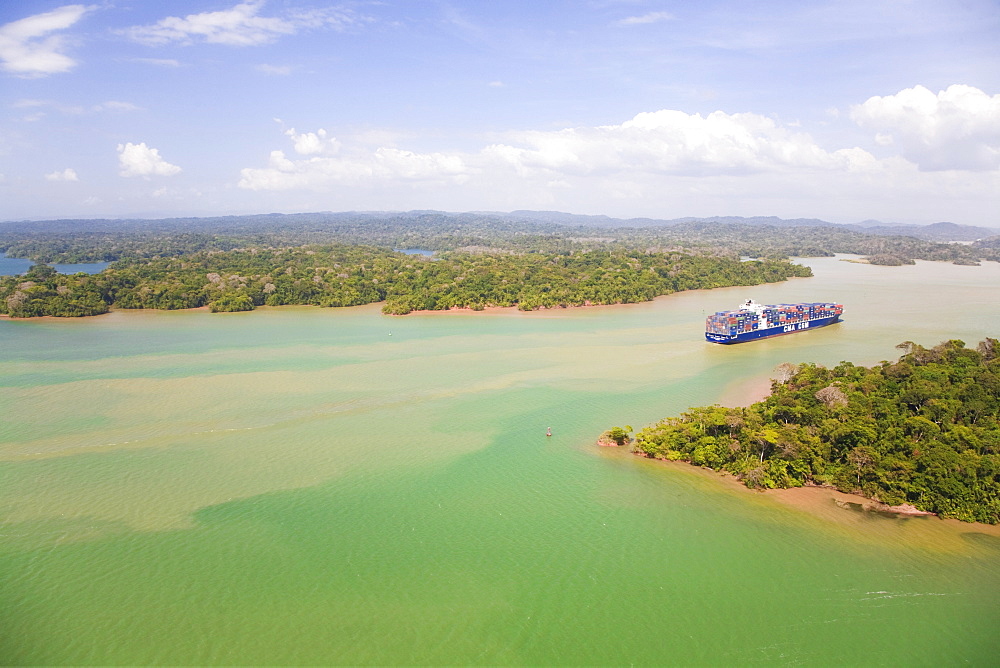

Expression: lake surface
xmin=0 ymin=251 xmax=110 ymax=276
xmin=2 ymin=256 xmax=1000 ymax=665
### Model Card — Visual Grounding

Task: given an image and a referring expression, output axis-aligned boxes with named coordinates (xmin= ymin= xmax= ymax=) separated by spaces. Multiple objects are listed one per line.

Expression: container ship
xmin=705 ymin=299 xmax=843 ymax=344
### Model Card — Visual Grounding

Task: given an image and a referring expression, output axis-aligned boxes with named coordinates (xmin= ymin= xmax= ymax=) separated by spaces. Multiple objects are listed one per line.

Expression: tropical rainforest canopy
xmin=625 ymin=339 xmax=1000 ymax=524
xmin=0 ymin=245 xmax=810 ymax=317
xmin=2 ymin=211 xmax=996 ymax=318
xmin=2 ymin=211 xmax=999 ymax=264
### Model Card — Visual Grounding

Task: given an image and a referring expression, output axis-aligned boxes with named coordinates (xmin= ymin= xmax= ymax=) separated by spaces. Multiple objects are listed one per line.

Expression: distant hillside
xmin=2 ymin=209 xmax=998 ymax=265
xmin=850 ymin=221 xmax=1000 ymax=242
xmin=502 ymin=210 xmax=1000 ymax=240
xmin=504 ymin=211 xmax=838 ymax=229
xmin=4 ymin=209 xmax=997 ymax=241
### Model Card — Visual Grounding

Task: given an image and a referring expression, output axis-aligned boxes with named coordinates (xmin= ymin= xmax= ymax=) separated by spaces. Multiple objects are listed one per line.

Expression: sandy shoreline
xmin=704 ymin=377 xmax=984 ymax=525
xmin=400 ymin=300 xmax=652 ymax=317
xmin=0 ymin=300 xmax=642 ymax=321
xmin=627 ymin=453 xmax=1000 ymax=540
xmin=609 ymin=364 xmax=1000 ymax=533
xmin=0 ymin=305 xmax=215 ymax=321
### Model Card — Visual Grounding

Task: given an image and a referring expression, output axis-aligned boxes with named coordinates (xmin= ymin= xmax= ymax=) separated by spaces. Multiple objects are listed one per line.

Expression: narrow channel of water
xmin=1 ymin=256 xmax=999 ymax=665
xmin=0 ymin=251 xmax=110 ymax=276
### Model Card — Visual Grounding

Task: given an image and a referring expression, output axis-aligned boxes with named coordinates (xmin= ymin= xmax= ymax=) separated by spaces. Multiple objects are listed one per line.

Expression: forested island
xmin=0 ymin=246 xmax=811 ymax=318
xmin=609 ymin=339 xmax=1000 ymax=524
xmin=2 ymin=210 xmax=998 ymax=318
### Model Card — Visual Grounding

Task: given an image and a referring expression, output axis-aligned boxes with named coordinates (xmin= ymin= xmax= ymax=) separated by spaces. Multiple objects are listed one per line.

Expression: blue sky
xmin=1 ymin=1 xmax=998 ymax=224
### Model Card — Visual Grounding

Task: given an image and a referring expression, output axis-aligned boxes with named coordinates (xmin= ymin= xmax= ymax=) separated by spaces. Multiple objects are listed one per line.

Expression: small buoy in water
xmin=546 ymin=427 xmax=552 ymax=437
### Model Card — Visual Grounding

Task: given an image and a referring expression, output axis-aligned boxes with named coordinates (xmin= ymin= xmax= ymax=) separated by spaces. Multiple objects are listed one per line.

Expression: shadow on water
xmin=960 ymin=531 xmax=1000 ymax=551
xmin=833 ymin=498 xmax=936 ymax=523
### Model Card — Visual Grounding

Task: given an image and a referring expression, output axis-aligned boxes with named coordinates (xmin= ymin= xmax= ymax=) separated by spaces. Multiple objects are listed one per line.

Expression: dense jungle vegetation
xmin=2 ymin=211 xmax=997 ymax=317
xmin=0 ymin=245 xmax=811 ymax=318
xmin=620 ymin=339 xmax=1000 ymax=524
xmin=2 ymin=211 xmax=999 ymax=264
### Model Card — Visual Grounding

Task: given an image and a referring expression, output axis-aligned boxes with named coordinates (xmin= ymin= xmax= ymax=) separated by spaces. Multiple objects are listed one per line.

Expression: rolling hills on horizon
xmin=4 ymin=210 xmax=999 ymax=242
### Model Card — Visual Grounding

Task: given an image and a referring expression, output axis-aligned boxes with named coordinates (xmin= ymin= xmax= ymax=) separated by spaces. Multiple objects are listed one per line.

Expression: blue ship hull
xmin=705 ymin=315 xmax=841 ymax=344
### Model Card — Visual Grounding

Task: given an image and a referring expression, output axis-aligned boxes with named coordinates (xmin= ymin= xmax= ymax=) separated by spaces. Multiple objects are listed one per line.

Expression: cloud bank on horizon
xmin=0 ymin=0 xmax=998 ymax=225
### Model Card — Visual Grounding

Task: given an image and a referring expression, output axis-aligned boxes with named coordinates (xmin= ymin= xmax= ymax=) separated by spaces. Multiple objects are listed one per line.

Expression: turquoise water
xmin=2 ymin=256 xmax=1000 ymax=664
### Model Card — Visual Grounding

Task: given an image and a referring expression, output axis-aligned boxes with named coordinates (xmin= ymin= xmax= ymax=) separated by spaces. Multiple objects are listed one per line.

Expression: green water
xmin=2 ymin=256 xmax=1000 ymax=665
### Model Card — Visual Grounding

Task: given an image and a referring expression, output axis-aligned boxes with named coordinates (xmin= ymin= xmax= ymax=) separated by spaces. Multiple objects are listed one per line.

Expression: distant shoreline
xmin=0 ymin=301 xmax=635 ymax=321
xmin=400 ymin=300 xmax=649 ymax=316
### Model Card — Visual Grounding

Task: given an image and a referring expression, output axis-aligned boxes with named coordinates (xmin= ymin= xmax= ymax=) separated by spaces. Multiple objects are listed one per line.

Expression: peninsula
xmin=610 ymin=338 xmax=1000 ymax=524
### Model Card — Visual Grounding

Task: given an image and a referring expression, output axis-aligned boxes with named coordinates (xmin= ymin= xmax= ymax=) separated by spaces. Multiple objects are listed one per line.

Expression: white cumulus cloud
xmin=851 ymin=84 xmax=1000 ymax=171
xmin=285 ymin=128 xmax=341 ymax=155
xmin=117 ymin=142 xmax=182 ymax=177
xmin=239 ymin=145 xmax=470 ymax=191
xmin=237 ymin=110 xmax=877 ymax=195
xmin=0 ymin=4 xmax=93 ymax=77
xmin=483 ymin=109 xmax=875 ymax=177
xmin=45 ymin=167 xmax=79 ymax=181
xmin=125 ymin=1 xmax=365 ymax=46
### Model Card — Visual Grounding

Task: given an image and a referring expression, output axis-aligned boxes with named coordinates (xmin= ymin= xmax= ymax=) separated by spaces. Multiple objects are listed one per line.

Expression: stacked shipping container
xmin=705 ymin=301 xmax=843 ymax=343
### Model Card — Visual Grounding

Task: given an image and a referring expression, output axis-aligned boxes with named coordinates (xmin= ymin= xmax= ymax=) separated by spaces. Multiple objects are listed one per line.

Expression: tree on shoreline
xmin=628 ymin=339 xmax=1000 ymax=524
xmin=0 ymin=246 xmax=811 ymax=318
xmin=1 ymin=264 xmax=108 ymax=317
